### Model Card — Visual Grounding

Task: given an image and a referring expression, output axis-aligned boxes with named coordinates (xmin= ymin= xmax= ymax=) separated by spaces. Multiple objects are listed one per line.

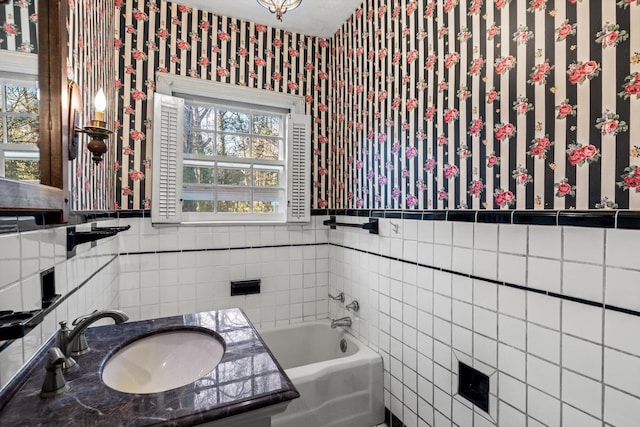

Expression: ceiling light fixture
xmin=256 ymin=0 xmax=302 ymax=21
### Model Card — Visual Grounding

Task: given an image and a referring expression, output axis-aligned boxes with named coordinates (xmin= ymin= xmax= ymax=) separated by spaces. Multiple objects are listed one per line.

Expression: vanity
xmin=0 ymin=308 xmax=299 ymax=426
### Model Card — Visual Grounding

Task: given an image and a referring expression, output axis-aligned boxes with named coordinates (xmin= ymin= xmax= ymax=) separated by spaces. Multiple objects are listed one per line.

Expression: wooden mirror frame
xmin=0 ymin=0 xmax=69 ymax=223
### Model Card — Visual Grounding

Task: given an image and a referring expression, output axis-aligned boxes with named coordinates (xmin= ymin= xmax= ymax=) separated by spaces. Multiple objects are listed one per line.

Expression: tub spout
xmin=331 ymin=316 xmax=352 ymax=328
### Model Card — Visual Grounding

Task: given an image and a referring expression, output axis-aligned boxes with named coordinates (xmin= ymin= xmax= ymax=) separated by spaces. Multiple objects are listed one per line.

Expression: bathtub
xmin=258 ymin=321 xmax=384 ymax=427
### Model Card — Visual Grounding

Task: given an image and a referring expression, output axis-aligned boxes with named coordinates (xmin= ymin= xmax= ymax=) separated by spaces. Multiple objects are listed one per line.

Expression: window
xmin=0 ymin=53 xmax=39 ymax=182
xmin=151 ymin=75 xmax=310 ymax=225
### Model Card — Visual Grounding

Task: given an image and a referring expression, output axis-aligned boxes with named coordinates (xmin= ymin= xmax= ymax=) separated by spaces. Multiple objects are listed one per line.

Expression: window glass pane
xmin=253 ymin=189 xmax=284 ymax=214
xmin=182 ymin=186 xmax=214 ymax=212
xmin=184 ymin=130 xmax=216 ymax=155
xmin=217 ymin=134 xmax=250 ymax=158
xmin=183 ymin=200 xmax=214 ymax=212
xmin=5 ymin=159 xmax=39 ymax=181
xmin=218 ymin=167 xmax=251 ymax=186
xmin=217 ymin=201 xmax=250 ymax=213
xmin=253 ymin=170 xmax=280 ymax=187
xmin=6 ymin=117 xmax=38 ymax=144
xmin=253 ymin=201 xmax=275 ymax=213
xmin=253 ymin=113 xmax=282 ymax=136
xmin=5 ymin=85 xmax=38 ymax=113
xmin=184 ymin=105 xmax=215 ymax=130
xmin=217 ymin=109 xmax=250 ymax=133
xmin=183 ymin=166 xmax=215 ymax=184
xmin=252 ymin=137 xmax=281 ymax=160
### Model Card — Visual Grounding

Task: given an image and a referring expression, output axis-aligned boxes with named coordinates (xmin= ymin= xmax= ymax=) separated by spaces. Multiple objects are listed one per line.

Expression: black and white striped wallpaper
xmin=334 ymin=0 xmax=640 ymax=210
xmin=0 ymin=0 xmax=38 ymax=54
xmin=68 ymin=0 xmax=117 ymax=211
xmin=113 ymin=0 xmax=331 ymax=210
xmin=113 ymin=1 xmax=639 ymax=212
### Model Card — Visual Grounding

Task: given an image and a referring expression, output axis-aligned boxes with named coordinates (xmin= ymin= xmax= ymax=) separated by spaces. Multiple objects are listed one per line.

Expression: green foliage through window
xmin=1 ymin=78 xmax=40 ymax=181
xmin=182 ymin=101 xmax=285 ymax=215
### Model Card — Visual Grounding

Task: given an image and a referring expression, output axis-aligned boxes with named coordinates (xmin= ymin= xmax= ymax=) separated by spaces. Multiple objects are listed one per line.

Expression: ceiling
xmin=178 ymin=0 xmax=364 ymax=38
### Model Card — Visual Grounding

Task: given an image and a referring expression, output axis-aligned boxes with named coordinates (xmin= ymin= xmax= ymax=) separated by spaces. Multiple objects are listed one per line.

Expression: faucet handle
xmin=346 ymin=299 xmax=360 ymax=312
xmin=328 ymin=291 xmax=345 ymax=303
xmin=40 ymin=347 xmax=68 ymax=398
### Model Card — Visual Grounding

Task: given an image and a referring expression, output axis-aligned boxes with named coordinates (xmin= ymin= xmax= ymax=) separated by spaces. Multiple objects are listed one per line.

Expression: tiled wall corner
xmin=328 ymin=215 xmax=640 ymax=427
xmin=0 ymin=222 xmax=119 ymax=391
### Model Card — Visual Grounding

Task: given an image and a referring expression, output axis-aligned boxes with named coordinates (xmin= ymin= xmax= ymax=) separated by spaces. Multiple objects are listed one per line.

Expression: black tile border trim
xmin=1 ymin=207 xmax=637 ymax=234
xmin=118 ymin=242 xmax=327 ymax=257
xmin=320 ymin=209 xmax=640 ymax=230
xmin=330 ymin=243 xmax=640 ymax=319
xmin=385 ymin=407 xmax=406 ymax=427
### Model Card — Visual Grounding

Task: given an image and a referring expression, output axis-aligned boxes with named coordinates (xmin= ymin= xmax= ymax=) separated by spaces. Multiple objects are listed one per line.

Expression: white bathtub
xmin=258 ymin=321 xmax=384 ymax=427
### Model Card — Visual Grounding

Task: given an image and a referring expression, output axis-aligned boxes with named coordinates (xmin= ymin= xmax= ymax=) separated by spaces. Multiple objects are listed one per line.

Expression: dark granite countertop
xmin=0 ymin=308 xmax=299 ymax=426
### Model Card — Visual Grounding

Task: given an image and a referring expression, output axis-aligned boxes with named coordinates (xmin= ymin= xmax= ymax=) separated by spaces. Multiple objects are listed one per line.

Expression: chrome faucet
xmin=331 ymin=316 xmax=352 ymax=328
xmin=345 ymin=299 xmax=360 ymax=312
xmin=328 ymin=291 xmax=345 ymax=303
xmin=55 ymin=309 xmax=129 ymax=372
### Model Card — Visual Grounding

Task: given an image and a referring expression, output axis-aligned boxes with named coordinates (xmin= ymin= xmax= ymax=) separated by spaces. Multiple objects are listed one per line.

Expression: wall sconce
xmin=75 ymin=88 xmax=112 ymax=164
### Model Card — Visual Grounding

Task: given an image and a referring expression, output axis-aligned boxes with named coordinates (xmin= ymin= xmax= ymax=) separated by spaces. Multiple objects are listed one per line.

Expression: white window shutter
xmin=287 ymin=114 xmax=311 ymax=223
xmin=151 ymin=93 xmax=184 ymax=224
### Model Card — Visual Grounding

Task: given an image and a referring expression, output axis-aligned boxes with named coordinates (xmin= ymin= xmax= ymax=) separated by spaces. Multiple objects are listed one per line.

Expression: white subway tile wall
xmin=0 ymin=220 xmax=119 ymax=390
xmin=329 ymin=217 xmax=640 ymax=427
xmin=116 ymin=216 xmax=330 ymax=327
xmin=3 ymin=214 xmax=640 ymax=427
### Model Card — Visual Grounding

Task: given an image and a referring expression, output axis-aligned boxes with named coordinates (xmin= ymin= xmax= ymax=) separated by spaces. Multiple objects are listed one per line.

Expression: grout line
xmin=328 ymin=242 xmax=640 ymax=319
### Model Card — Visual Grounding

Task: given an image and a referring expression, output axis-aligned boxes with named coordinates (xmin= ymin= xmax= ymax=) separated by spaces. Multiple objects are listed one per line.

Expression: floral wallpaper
xmin=68 ymin=0 xmax=117 ymax=210
xmin=113 ymin=0 xmax=330 ymax=210
xmin=0 ymin=0 xmax=38 ymax=54
xmin=113 ymin=0 xmax=639 ymax=211
xmin=333 ymin=0 xmax=640 ymax=210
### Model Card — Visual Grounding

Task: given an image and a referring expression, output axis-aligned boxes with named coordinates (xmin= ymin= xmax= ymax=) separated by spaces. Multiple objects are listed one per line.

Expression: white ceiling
xmin=178 ymin=0 xmax=364 ymax=38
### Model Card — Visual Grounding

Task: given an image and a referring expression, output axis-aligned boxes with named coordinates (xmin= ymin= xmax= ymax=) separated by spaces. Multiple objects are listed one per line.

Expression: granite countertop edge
xmin=0 ymin=308 xmax=299 ymax=427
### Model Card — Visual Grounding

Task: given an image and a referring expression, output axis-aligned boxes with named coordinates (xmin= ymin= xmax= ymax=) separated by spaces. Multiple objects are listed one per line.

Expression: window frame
xmin=154 ymin=74 xmax=308 ymax=225
xmin=181 ymin=100 xmax=288 ymax=221
xmin=0 ymin=67 xmax=40 ymax=180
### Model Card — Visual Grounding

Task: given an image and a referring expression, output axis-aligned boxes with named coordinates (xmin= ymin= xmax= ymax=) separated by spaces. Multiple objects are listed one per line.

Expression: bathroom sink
xmin=101 ymin=328 xmax=225 ymax=394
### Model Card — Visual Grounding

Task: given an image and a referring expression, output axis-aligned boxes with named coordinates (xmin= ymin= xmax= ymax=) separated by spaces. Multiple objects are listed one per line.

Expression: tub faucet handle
xmin=328 ymin=292 xmax=345 ymax=303
xmin=346 ymin=299 xmax=360 ymax=312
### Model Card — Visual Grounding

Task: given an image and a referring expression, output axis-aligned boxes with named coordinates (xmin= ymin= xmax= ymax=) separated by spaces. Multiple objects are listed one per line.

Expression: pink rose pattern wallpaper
xmin=114 ymin=0 xmax=640 ymax=211
xmin=113 ymin=0 xmax=329 ymax=210
xmin=0 ymin=0 xmax=38 ymax=54
xmin=333 ymin=0 xmax=640 ymax=210
xmin=68 ymin=0 xmax=117 ymax=210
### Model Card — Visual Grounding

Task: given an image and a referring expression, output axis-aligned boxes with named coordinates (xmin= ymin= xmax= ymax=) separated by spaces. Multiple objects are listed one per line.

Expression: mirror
xmin=0 ymin=0 xmax=68 ymax=223
xmin=0 ymin=0 xmax=39 ymax=182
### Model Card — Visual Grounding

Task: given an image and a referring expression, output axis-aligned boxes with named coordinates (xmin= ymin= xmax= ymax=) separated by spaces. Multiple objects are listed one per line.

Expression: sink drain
xmin=340 ymin=338 xmax=348 ymax=353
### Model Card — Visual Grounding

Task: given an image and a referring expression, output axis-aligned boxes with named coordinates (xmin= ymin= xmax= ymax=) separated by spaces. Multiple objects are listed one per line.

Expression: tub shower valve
xmin=328 ymin=291 xmax=345 ymax=303
xmin=346 ymin=299 xmax=360 ymax=312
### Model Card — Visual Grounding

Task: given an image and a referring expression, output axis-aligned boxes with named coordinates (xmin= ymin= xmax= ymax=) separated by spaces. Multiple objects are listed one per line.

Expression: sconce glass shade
xmin=256 ymin=0 xmax=302 ymax=21
xmin=94 ymin=88 xmax=106 ymax=121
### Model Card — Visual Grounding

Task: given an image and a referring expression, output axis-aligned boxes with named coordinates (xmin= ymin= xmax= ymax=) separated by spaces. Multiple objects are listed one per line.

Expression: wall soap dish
xmin=0 ymin=310 xmax=46 ymax=341
xmin=67 ymin=224 xmax=131 ymax=256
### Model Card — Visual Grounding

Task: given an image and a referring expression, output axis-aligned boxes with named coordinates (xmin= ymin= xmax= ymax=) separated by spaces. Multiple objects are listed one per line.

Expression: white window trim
xmin=155 ymin=74 xmax=305 ymax=115
xmin=152 ymin=74 xmax=310 ymax=226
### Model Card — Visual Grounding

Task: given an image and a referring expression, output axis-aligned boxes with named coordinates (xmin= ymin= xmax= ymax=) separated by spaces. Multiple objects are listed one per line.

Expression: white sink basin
xmin=101 ymin=328 xmax=225 ymax=394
